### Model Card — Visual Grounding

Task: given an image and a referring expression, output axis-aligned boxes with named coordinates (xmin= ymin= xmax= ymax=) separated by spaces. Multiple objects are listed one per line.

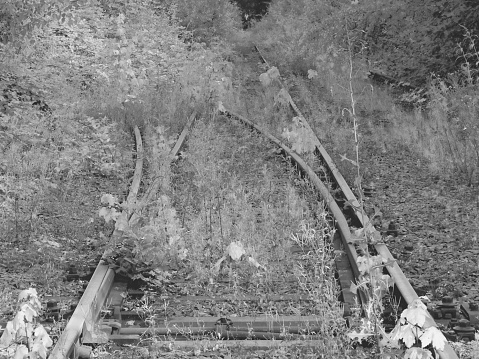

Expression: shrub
xmin=175 ymin=0 xmax=242 ymax=43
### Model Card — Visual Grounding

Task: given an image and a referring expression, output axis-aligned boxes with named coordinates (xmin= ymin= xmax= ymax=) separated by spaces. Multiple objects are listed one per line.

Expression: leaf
xmin=399 ymin=324 xmax=417 ymax=348
xmin=281 ymin=122 xmax=316 ymax=154
xmin=401 ymin=299 xmax=431 ymax=327
xmin=247 ymin=256 xmax=266 ymax=270
xmin=347 ymin=329 xmax=374 ymax=342
xmin=99 ymin=207 xmax=120 ymax=223
xmin=403 ymin=307 xmax=427 ymax=327
xmin=226 ymin=241 xmax=245 ymax=261
xmin=404 ymin=347 xmax=433 ymax=359
xmin=0 ymin=321 xmax=14 ymax=347
xmin=259 ymin=72 xmax=271 ymax=86
xmin=101 ymin=193 xmax=118 ymax=206
xmin=372 ymin=205 xmax=383 ymax=219
xmin=18 ymin=288 xmax=37 ymax=302
xmin=379 ymin=328 xmax=400 ymax=349
xmin=34 ymin=326 xmax=52 ymax=348
xmin=266 ymin=66 xmax=280 ymax=80
xmin=274 ymin=88 xmax=291 ymax=107
xmin=382 ymin=258 xmax=396 ymax=268
xmin=307 ymin=69 xmax=318 ymax=79
xmin=349 ymin=228 xmax=365 ymax=244
xmin=20 ymin=303 xmax=37 ymax=322
xmin=350 ymin=281 xmax=358 ymax=295
xmin=13 ymin=345 xmax=29 ymax=359
xmin=356 ymin=256 xmax=378 ymax=275
xmin=12 ymin=311 xmax=27 ymax=332
xmin=217 ymin=101 xmax=226 ymax=113
xmin=32 ymin=341 xmax=48 ymax=359
xmin=420 ymin=327 xmax=446 ymax=351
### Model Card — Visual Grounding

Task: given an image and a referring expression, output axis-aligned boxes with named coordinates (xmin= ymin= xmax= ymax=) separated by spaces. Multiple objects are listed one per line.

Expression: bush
xmin=349 ymin=0 xmax=479 ymax=87
xmin=175 ymin=0 xmax=242 ymax=43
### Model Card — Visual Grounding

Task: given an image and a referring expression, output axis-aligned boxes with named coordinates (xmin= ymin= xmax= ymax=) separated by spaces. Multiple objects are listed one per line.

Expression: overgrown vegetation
xmin=1 ymin=0 xmax=478 ymax=358
xmin=1 ymin=1 xmax=240 ymax=355
xmin=252 ymin=0 xmax=479 ymax=185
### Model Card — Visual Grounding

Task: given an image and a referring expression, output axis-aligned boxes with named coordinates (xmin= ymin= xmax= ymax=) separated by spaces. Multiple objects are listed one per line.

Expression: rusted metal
xmin=220 ymin=109 xmax=365 ymax=308
xmin=50 ymin=124 xmax=145 ymax=358
xmin=49 ymin=115 xmax=197 ymax=358
xmin=250 ymin=45 xmax=459 ymax=359
xmin=49 ymin=263 xmax=115 ymax=359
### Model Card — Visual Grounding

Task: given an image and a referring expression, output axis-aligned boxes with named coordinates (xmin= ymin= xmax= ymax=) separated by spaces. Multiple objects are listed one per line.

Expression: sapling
xmin=381 ymin=298 xmax=447 ymax=359
xmin=0 ymin=288 xmax=53 ymax=359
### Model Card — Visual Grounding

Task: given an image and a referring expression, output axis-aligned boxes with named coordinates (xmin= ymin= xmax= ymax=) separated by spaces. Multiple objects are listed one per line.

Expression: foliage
xmin=425 ymin=78 xmax=479 ymax=184
xmin=101 ymin=3 xmax=189 ymax=106
xmin=99 ymin=125 xmax=186 ymax=277
xmin=0 ymin=108 xmax=129 ymax=239
xmin=0 ymin=0 xmax=75 ymax=45
xmin=347 ymin=252 xmax=395 ymax=346
xmin=281 ymin=116 xmax=317 ymax=154
xmin=0 ymin=0 xmax=238 ymax=244
xmin=232 ymin=0 xmax=271 ymax=27
xmin=175 ymin=0 xmax=242 ymax=43
xmin=291 ymin=219 xmax=354 ymax=357
xmin=252 ymin=0 xmax=348 ymax=72
xmin=0 ymin=289 xmax=53 ymax=359
xmin=254 ymin=0 xmax=479 ymax=91
xmin=348 ymin=0 xmax=479 ymax=87
xmin=380 ymin=299 xmax=447 ymax=359
xmin=0 ymin=1 xmax=108 ymax=108
xmin=135 ymin=194 xmax=186 ymax=265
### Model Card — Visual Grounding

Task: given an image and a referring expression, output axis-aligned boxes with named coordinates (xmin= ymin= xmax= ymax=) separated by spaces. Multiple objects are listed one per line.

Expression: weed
xmin=291 ymin=219 xmax=356 ymax=357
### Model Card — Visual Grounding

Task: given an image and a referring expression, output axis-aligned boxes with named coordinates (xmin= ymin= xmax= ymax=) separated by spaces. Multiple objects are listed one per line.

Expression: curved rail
xmin=49 ymin=114 xmax=196 ymax=358
xmin=220 ymin=108 xmax=367 ymax=307
xmin=251 ymin=45 xmax=459 ymax=359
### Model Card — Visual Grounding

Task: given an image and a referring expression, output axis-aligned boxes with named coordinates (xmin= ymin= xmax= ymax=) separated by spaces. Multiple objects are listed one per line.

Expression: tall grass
xmin=249 ymin=0 xmax=479 ymax=185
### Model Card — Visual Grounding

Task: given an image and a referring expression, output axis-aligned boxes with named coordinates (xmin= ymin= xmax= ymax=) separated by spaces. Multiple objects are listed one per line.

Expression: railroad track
xmin=43 ymin=48 xmax=476 ymax=359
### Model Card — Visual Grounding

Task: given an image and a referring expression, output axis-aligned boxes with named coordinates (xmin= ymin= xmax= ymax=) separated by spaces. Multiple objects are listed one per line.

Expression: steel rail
xmin=220 ymin=109 xmax=366 ymax=307
xmin=251 ymin=44 xmax=459 ymax=359
xmin=49 ymin=115 xmax=196 ymax=358
xmin=129 ymin=112 xmax=197 ymax=227
xmin=49 ymin=126 xmax=143 ymax=359
xmin=151 ymin=339 xmax=335 ymax=349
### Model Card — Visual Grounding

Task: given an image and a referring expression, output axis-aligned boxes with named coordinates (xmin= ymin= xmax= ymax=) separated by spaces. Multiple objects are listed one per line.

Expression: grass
xmin=89 ymin=112 xmax=369 ymax=358
xmin=174 ymin=117 xmax=310 ymax=287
